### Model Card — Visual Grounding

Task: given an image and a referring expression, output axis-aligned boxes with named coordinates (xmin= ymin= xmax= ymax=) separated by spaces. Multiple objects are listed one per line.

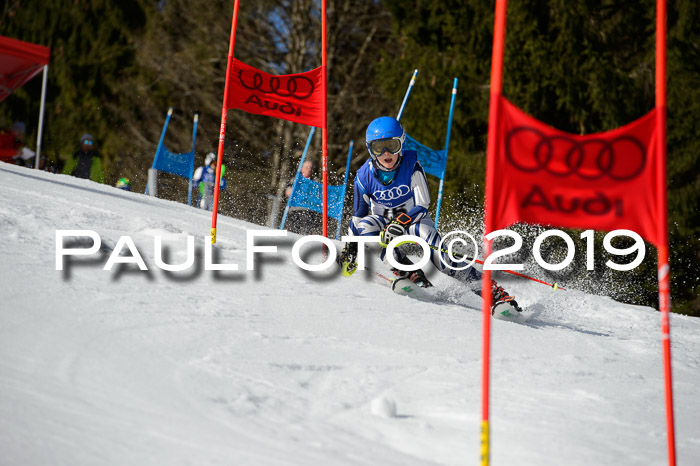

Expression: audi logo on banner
xmin=374 ymin=185 xmax=410 ymax=202
xmin=505 ymin=127 xmax=647 ymax=181
xmin=237 ymin=71 xmax=315 ymax=100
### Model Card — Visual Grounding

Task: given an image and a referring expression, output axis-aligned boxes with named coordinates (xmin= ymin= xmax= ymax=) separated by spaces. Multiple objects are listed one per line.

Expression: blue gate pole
xmin=145 ymin=107 xmax=173 ymax=195
xmin=280 ymin=126 xmax=316 ymax=230
xmin=435 ymin=78 xmax=458 ymax=229
xmin=396 ymin=69 xmax=418 ymax=122
xmin=335 ymin=140 xmax=354 ymax=239
xmin=187 ymin=114 xmax=199 ymax=206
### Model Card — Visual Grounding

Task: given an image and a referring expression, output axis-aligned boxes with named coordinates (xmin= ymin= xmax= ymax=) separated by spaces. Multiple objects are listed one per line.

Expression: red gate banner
xmin=490 ymin=95 xmax=661 ymax=247
xmin=226 ymin=58 xmax=324 ymax=127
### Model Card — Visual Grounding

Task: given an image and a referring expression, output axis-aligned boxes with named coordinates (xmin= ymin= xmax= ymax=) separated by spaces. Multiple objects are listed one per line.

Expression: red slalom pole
xmin=481 ymin=1 xmax=507 ymax=465
xmin=655 ymin=0 xmax=676 ymax=464
xmin=211 ymin=0 xmax=240 ymax=244
xmin=321 ymin=0 xmax=328 ymax=238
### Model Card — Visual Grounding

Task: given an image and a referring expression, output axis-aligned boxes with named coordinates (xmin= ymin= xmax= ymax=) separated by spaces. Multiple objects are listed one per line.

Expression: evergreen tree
xmin=0 ymin=0 xmax=148 ymax=177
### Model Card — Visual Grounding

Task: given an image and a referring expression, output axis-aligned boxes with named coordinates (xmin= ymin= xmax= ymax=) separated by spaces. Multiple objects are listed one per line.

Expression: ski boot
xmin=390 ymin=255 xmax=433 ymax=288
xmin=491 ymin=280 xmax=523 ymax=314
xmin=338 ymin=242 xmax=359 ymax=277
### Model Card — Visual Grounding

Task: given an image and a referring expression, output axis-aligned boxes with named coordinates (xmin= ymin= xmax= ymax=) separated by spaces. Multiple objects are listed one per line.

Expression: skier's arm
xmin=193 ymin=166 xmax=203 ymax=183
xmin=62 ymin=153 xmax=78 ymax=176
xmin=352 ymin=178 xmax=370 ymax=218
xmin=91 ymin=157 xmax=105 ymax=184
xmin=349 ymin=178 xmax=371 ymax=236
xmin=405 ymin=166 xmax=430 ymax=223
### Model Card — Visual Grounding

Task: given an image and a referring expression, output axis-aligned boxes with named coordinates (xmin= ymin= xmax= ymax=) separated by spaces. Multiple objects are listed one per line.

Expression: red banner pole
xmin=481 ymin=1 xmax=507 ymax=465
xmin=211 ymin=0 xmax=241 ymax=244
xmin=656 ymin=1 xmax=676 ymax=464
xmin=321 ymin=0 xmax=328 ymax=237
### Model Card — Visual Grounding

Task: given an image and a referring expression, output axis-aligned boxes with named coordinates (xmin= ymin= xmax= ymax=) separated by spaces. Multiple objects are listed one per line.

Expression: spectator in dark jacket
xmin=62 ymin=133 xmax=104 ymax=183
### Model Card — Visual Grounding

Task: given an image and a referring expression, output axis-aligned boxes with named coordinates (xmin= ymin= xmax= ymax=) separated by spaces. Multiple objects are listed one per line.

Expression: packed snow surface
xmin=1 ymin=163 xmax=699 ymax=465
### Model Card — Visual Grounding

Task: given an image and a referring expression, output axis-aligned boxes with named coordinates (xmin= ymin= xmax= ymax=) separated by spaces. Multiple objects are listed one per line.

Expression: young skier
xmin=338 ymin=116 xmax=521 ymax=312
xmin=193 ymin=152 xmax=227 ymax=211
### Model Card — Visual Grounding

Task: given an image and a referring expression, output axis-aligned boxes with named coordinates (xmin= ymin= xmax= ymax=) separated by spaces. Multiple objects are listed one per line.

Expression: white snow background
xmin=1 ymin=163 xmax=698 ymax=466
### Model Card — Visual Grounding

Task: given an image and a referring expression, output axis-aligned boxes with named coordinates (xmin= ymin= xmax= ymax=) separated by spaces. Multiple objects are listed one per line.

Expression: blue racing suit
xmin=198 ymin=166 xmax=227 ymax=211
xmin=349 ymin=150 xmax=480 ymax=283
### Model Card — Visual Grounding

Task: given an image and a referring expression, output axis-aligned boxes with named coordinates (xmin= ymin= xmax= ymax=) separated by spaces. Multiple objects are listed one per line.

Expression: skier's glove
xmin=337 ymin=241 xmax=359 ymax=277
xmin=379 ymin=213 xmax=412 ymax=248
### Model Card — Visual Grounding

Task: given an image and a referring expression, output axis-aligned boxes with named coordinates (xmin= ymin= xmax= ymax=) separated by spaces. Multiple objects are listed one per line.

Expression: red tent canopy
xmin=0 ymin=35 xmax=50 ymax=103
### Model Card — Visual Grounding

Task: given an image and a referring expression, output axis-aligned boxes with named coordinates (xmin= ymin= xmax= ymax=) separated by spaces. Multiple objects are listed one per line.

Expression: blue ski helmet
xmin=365 ymin=116 xmax=406 ymax=172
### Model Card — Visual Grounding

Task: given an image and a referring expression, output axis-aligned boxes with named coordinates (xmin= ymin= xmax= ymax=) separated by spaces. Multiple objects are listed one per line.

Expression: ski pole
xmin=414 ymin=242 xmax=564 ymax=290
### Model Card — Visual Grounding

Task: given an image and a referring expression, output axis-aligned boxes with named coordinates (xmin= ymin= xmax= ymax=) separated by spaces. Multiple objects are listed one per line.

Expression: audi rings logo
xmin=505 ymin=127 xmax=647 ymax=181
xmin=374 ymin=185 xmax=410 ymax=202
xmin=237 ymin=71 xmax=315 ymax=100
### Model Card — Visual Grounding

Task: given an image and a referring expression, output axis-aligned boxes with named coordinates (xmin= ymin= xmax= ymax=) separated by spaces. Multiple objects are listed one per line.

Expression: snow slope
xmin=1 ymin=162 xmax=698 ymax=466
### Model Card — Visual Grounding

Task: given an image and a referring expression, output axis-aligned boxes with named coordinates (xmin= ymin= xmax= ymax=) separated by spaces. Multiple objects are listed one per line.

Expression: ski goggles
xmin=367 ymin=137 xmax=403 ymax=157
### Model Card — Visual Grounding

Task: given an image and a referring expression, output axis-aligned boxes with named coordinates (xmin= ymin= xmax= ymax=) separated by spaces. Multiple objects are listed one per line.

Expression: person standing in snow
xmin=0 ymin=121 xmax=35 ymax=165
xmin=193 ymin=152 xmax=226 ymax=211
xmin=337 ymin=116 xmax=520 ymax=311
xmin=285 ymin=159 xmax=316 ymax=198
xmin=192 ymin=152 xmax=214 ymax=205
xmin=284 ymin=159 xmax=323 ymax=235
xmin=0 ymin=121 xmax=25 ymax=162
xmin=62 ymin=133 xmax=104 ymax=183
